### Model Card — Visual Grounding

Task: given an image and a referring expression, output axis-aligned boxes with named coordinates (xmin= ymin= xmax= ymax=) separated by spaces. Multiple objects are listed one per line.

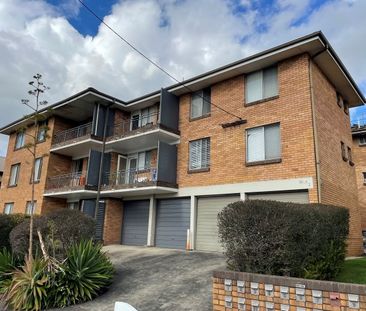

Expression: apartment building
xmin=0 ymin=32 xmax=364 ymax=255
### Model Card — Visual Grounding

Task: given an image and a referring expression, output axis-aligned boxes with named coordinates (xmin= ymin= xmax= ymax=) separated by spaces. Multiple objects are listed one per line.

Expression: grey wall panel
xmin=122 ymin=200 xmax=149 ymax=246
xmin=106 ymin=108 xmax=115 ymax=137
xmin=95 ymin=201 xmax=106 ymax=241
xmin=87 ymin=149 xmax=101 ymax=186
xmin=159 ymin=88 xmax=179 ymax=131
xmin=157 ymin=141 xmax=177 ymax=185
xmin=155 ymin=198 xmax=190 ymax=249
xmin=247 ymin=191 xmax=309 ymax=203
xmin=196 ymin=195 xmax=240 ymax=252
xmin=82 ymin=199 xmax=96 ymax=218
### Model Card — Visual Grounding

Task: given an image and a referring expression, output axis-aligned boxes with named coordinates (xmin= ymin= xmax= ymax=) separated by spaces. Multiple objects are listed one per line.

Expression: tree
xmin=19 ymin=74 xmax=50 ymax=260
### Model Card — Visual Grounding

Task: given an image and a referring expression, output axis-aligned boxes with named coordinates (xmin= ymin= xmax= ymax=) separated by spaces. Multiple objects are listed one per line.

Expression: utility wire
xmin=78 ymin=0 xmax=242 ymax=121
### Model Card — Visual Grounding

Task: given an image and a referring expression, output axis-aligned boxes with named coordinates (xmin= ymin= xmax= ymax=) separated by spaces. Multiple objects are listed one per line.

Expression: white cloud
xmin=0 ymin=0 xmax=365 ymax=156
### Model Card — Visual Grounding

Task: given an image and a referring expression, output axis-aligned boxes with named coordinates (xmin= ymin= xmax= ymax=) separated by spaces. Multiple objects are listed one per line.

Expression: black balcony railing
xmin=103 ymin=167 xmax=157 ymax=188
xmin=46 ymin=172 xmax=87 ymax=190
xmin=52 ymin=122 xmax=92 ymax=145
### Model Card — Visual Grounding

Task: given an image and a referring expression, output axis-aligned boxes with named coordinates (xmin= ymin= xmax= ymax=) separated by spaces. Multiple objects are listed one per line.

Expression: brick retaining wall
xmin=213 ymin=270 xmax=366 ymax=310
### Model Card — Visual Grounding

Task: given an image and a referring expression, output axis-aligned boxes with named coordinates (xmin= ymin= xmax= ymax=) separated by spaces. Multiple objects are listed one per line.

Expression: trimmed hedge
xmin=10 ymin=209 xmax=95 ymax=259
xmin=217 ymin=200 xmax=349 ymax=280
xmin=0 ymin=214 xmax=28 ymax=251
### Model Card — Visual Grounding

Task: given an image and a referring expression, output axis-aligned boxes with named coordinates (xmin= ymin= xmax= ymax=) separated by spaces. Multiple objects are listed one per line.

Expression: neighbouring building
xmin=0 ymin=156 xmax=4 ymax=190
xmin=0 ymin=32 xmax=364 ymax=255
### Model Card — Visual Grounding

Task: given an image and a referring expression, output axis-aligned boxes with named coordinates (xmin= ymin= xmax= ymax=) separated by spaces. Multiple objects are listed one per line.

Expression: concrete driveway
xmin=61 ymin=245 xmax=225 ymax=311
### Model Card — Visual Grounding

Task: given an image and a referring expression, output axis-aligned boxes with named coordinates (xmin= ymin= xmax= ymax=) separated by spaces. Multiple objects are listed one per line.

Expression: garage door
xmin=155 ymin=198 xmax=190 ymax=249
xmin=122 ymin=200 xmax=149 ymax=246
xmin=247 ymin=191 xmax=309 ymax=203
xmin=196 ymin=195 xmax=240 ymax=252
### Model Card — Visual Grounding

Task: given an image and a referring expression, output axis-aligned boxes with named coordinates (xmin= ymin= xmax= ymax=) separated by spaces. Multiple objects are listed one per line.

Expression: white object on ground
xmin=114 ymin=302 xmax=138 ymax=311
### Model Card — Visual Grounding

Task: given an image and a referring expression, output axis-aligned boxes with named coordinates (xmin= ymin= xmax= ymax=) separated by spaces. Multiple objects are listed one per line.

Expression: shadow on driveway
xmin=57 ymin=245 xmax=226 ymax=311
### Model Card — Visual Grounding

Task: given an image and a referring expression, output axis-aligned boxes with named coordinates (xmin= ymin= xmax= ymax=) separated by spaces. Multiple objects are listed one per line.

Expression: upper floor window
xmin=341 ymin=141 xmax=347 ymax=161
xmin=246 ymin=66 xmax=278 ymax=104
xmin=4 ymin=203 xmax=13 ymax=215
xmin=31 ymin=157 xmax=43 ymax=183
xmin=337 ymin=93 xmax=343 ymax=108
xmin=360 ymin=136 xmax=366 ymax=146
xmin=246 ymin=123 xmax=281 ymax=163
xmin=37 ymin=120 xmax=48 ymax=142
xmin=25 ymin=201 xmax=36 ymax=215
xmin=15 ymin=131 xmax=25 ymax=150
xmin=348 ymin=146 xmax=354 ymax=166
xmin=191 ymin=88 xmax=211 ymax=119
xmin=189 ymin=138 xmax=210 ymax=171
xmin=344 ymin=100 xmax=349 ymax=115
xmin=131 ymin=106 xmax=157 ymax=130
xmin=137 ymin=150 xmax=152 ymax=170
xmin=9 ymin=163 xmax=20 ymax=187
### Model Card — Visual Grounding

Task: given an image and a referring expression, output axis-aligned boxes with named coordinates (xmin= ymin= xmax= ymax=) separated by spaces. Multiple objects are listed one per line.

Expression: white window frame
xmin=37 ymin=121 xmax=47 ymax=142
xmin=9 ymin=163 xmax=20 ymax=186
xmin=67 ymin=201 xmax=79 ymax=211
xmin=25 ymin=201 xmax=36 ymax=215
xmin=15 ymin=132 xmax=25 ymax=149
xmin=189 ymin=138 xmax=210 ymax=171
xmin=32 ymin=157 xmax=43 ymax=183
xmin=246 ymin=123 xmax=281 ymax=163
xmin=130 ymin=106 xmax=157 ymax=130
xmin=4 ymin=203 xmax=13 ymax=215
xmin=245 ymin=66 xmax=278 ymax=104
xmin=190 ymin=88 xmax=211 ymax=119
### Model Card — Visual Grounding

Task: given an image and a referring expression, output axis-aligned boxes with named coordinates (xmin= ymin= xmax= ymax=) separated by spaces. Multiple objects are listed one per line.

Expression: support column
xmin=189 ymin=195 xmax=197 ymax=250
xmin=147 ymin=195 xmax=156 ymax=247
xmin=103 ymin=199 xmax=123 ymax=245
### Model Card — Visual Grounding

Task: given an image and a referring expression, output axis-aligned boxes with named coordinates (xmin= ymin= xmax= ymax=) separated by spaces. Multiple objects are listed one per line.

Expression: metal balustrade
xmin=46 ymin=172 xmax=87 ymax=190
xmin=103 ymin=167 xmax=157 ymax=187
xmin=52 ymin=122 xmax=92 ymax=145
xmin=112 ymin=112 xmax=159 ymax=137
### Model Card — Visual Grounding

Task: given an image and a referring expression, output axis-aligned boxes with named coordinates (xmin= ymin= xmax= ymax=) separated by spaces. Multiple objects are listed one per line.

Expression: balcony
xmin=106 ymin=112 xmax=180 ymax=153
xmin=44 ymin=172 xmax=97 ymax=198
xmin=50 ymin=122 xmax=103 ymax=157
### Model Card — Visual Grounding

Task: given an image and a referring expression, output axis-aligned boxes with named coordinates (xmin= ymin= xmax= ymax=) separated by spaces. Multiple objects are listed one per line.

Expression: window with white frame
xmin=137 ymin=150 xmax=152 ymax=170
xmin=245 ymin=66 xmax=278 ymax=104
xmin=67 ymin=201 xmax=80 ymax=210
xmin=4 ymin=203 xmax=13 ymax=215
xmin=15 ymin=132 xmax=25 ymax=149
xmin=131 ymin=106 xmax=157 ymax=130
xmin=191 ymin=88 xmax=211 ymax=119
xmin=31 ymin=157 xmax=43 ymax=183
xmin=37 ymin=120 xmax=48 ymax=142
xmin=9 ymin=163 xmax=20 ymax=186
xmin=360 ymin=136 xmax=366 ymax=146
xmin=25 ymin=201 xmax=36 ymax=215
xmin=189 ymin=138 xmax=210 ymax=170
xmin=246 ymin=123 xmax=281 ymax=163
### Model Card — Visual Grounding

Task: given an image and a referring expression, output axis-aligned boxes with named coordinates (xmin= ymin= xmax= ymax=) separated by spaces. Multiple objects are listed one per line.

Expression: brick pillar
xmin=103 ymin=198 xmax=123 ymax=245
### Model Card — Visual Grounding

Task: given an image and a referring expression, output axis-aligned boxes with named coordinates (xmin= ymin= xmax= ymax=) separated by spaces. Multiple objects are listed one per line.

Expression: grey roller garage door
xmin=196 ymin=195 xmax=240 ymax=252
xmin=155 ymin=198 xmax=190 ymax=249
xmin=122 ymin=200 xmax=149 ymax=246
xmin=247 ymin=191 xmax=309 ymax=203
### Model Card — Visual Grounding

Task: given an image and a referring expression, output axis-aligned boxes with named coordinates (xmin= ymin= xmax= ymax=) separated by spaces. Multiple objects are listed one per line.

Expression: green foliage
xmin=0 ymin=248 xmax=22 ymax=293
xmin=5 ymin=257 xmax=50 ymax=311
xmin=10 ymin=209 xmax=96 ymax=259
xmin=52 ymin=240 xmax=114 ymax=307
xmin=218 ymin=200 xmax=349 ymax=280
xmin=0 ymin=214 xmax=28 ymax=250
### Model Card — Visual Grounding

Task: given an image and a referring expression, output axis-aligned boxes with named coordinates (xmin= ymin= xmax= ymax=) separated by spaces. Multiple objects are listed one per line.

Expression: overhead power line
xmin=77 ymin=0 xmax=242 ymax=121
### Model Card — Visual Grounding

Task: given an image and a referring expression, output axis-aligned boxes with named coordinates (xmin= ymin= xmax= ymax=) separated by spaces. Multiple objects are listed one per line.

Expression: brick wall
xmin=352 ymin=135 xmax=366 ymax=230
xmin=213 ymin=270 xmax=366 ymax=311
xmin=103 ymin=198 xmax=123 ymax=244
xmin=177 ymin=54 xmax=318 ymax=203
xmin=311 ymin=61 xmax=363 ymax=256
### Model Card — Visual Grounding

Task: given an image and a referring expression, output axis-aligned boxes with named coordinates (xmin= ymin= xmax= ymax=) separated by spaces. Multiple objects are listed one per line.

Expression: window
xmin=8 ymin=164 xmax=20 ymax=186
xmin=344 ymin=100 xmax=349 ymax=115
xmin=337 ymin=93 xmax=343 ymax=108
xmin=137 ymin=150 xmax=152 ymax=170
xmin=15 ymin=132 xmax=25 ymax=149
xmin=348 ymin=146 xmax=354 ymax=165
xmin=4 ymin=203 xmax=13 ymax=215
xmin=71 ymin=159 xmax=83 ymax=174
xmin=37 ymin=120 xmax=48 ymax=142
xmin=191 ymin=88 xmax=211 ymax=119
xmin=67 ymin=201 xmax=80 ymax=210
xmin=141 ymin=106 xmax=157 ymax=126
xmin=246 ymin=123 xmax=281 ymax=163
xmin=31 ymin=157 xmax=43 ymax=183
xmin=341 ymin=141 xmax=347 ymax=161
xmin=25 ymin=201 xmax=36 ymax=215
xmin=363 ymin=172 xmax=366 ymax=184
xmin=189 ymin=138 xmax=210 ymax=171
xmin=246 ymin=66 xmax=278 ymax=104
xmin=360 ymin=136 xmax=366 ymax=146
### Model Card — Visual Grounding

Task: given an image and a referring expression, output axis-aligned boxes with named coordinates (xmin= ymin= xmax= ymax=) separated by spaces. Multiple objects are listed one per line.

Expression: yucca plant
xmin=54 ymin=240 xmax=114 ymax=306
xmin=5 ymin=257 xmax=50 ymax=311
xmin=0 ymin=248 xmax=20 ymax=294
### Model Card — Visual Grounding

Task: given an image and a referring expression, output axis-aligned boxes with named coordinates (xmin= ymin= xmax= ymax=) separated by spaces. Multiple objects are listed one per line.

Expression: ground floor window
xmin=67 ymin=201 xmax=80 ymax=211
xmin=25 ymin=201 xmax=36 ymax=215
xmin=4 ymin=202 xmax=14 ymax=214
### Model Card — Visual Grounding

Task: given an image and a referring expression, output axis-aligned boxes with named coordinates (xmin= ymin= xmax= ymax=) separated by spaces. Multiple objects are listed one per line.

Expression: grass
xmin=335 ymin=257 xmax=366 ymax=284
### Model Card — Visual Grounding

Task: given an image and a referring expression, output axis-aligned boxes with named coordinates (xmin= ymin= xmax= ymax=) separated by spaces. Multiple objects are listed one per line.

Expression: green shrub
xmin=0 ymin=248 xmax=22 ymax=294
xmin=0 ymin=214 xmax=28 ymax=250
xmin=9 ymin=209 xmax=96 ymax=259
xmin=217 ymin=200 xmax=349 ymax=280
xmin=50 ymin=240 xmax=114 ymax=307
xmin=5 ymin=257 xmax=50 ymax=311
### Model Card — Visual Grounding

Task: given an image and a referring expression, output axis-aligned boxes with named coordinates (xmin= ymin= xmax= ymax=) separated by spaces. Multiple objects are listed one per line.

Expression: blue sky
xmin=0 ymin=0 xmax=366 ymax=157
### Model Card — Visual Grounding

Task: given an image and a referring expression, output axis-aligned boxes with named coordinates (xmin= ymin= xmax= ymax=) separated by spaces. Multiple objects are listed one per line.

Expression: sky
xmin=0 ymin=0 xmax=366 ymax=157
